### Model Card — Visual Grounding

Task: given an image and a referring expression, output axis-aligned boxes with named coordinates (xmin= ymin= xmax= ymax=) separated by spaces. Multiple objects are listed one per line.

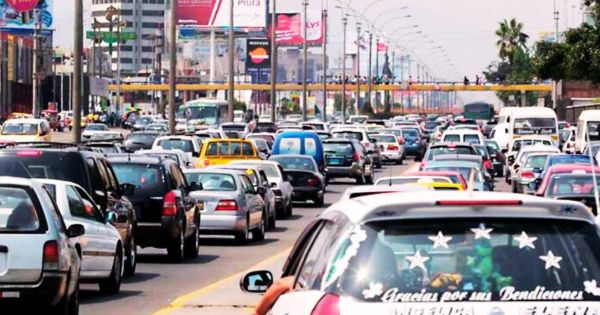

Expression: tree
xmin=495 ymin=18 xmax=529 ymax=66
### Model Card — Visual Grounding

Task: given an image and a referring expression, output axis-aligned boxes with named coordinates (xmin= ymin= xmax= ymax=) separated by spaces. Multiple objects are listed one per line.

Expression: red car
xmin=405 ymin=171 xmax=468 ymax=190
xmin=535 ymin=164 xmax=600 ymax=196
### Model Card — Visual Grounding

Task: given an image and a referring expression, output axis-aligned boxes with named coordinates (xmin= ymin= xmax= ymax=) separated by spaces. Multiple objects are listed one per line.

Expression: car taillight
xmin=387 ymin=144 xmax=399 ymax=151
xmin=43 ymin=241 xmax=59 ymax=270
xmin=311 ymin=293 xmax=340 ymax=315
xmin=162 ymin=191 xmax=178 ymax=216
xmin=215 ymin=200 xmax=238 ymax=211
xmin=203 ymin=159 xmax=210 ymax=166
xmin=16 ymin=150 xmax=43 ymax=157
xmin=436 ymin=200 xmax=522 ymax=206
xmin=352 ymin=153 xmax=360 ymax=162
xmin=521 ymin=171 xmax=535 ymax=179
xmin=307 ymin=177 xmax=319 ymax=186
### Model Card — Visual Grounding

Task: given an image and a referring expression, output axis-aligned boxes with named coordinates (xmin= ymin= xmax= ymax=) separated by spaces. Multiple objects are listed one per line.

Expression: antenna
xmin=586 ymin=127 xmax=600 ymax=216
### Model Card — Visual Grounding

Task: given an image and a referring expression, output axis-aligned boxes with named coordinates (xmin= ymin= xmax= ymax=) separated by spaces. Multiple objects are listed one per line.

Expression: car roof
xmin=229 ymin=160 xmax=280 ymax=167
xmin=0 ymin=176 xmax=41 ymax=187
xmin=4 ymin=118 xmax=45 ymax=124
xmin=519 ymin=145 xmax=559 ymax=153
xmin=182 ymin=168 xmax=244 ymax=176
xmin=204 ymin=138 xmax=253 ymax=143
xmin=107 ymin=155 xmax=168 ymax=165
xmin=425 ymin=160 xmax=481 ymax=168
xmin=324 ymin=191 xmax=595 ymax=225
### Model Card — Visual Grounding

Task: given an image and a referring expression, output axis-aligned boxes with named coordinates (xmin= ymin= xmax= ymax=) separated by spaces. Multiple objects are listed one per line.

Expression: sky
xmin=53 ymin=0 xmax=586 ymax=105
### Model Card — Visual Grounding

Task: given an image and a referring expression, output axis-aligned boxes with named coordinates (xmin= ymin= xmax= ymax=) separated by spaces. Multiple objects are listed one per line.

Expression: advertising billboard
xmin=0 ymin=0 xmax=53 ymax=29
xmin=268 ymin=11 xmax=324 ymax=47
xmin=246 ymin=38 xmax=270 ymax=71
xmin=176 ymin=0 xmax=266 ymax=29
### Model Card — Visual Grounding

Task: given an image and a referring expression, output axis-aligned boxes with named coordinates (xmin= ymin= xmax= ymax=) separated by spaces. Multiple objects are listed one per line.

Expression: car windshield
xmin=428 ymin=147 xmax=475 ymax=160
xmin=157 ymin=139 xmax=194 ymax=153
xmin=402 ymin=129 xmax=419 ymax=138
xmin=546 ymin=175 xmax=600 ymax=197
xmin=524 ymin=155 xmax=548 ymax=169
xmin=333 ymin=132 xmax=363 ymax=141
xmin=112 ymin=164 xmax=165 ymax=196
xmin=0 ymin=187 xmax=41 ymax=232
xmin=464 ymin=134 xmax=480 ymax=144
xmin=547 ymin=156 xmax=591 ymax=168
xmin=425 ymin=166 xmax=481 ymax=183
xmin=2 ymin=123 xmax=38 ymax=135
xmin=184 ymin=173 xmax=236 ymax=191
xmin=323 ymin=142 xmax=354 ymax=155
xmin=125 ymin=133 xmax=157 ymax=145
xmin=270 ymin=157 xmax=316 ymax=172
xmin=322 ymin=218 xmax=600 ymax=302
xmin=86 ymin=124 xmax=107 ymax=131
xmin=372 ymin=135 xmax=397 ymax=143
xmin=443 ymin=134 xmax=461 ymax=142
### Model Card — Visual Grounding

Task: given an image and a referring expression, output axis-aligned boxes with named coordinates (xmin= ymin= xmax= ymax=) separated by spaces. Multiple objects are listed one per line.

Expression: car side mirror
xmin=190 ymin=182 xmax=203 ymax=191
xmin=106 ymin=211 xmax=117 ymax=224
xmin=504 ymin=128 xmax=509 ymax=133
xmin=256 ymin=186 xmax=267 ymax=195
xmin=239 ymin=270 xmax=273 ymax=293
xmin=67 ymin=224 xmax=85 ymax=238
xmin=120 ymin=183 xmax=136 ymax=196
xmin=270 ymin=182 xmax=277 ymax=188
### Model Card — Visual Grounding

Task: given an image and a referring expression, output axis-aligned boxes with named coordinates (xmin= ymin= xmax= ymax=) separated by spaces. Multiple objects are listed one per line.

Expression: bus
xmin=178 ymin=99 xmax=229 ymax=129
xmin=463 ymin=102 xmax=495 ymax=121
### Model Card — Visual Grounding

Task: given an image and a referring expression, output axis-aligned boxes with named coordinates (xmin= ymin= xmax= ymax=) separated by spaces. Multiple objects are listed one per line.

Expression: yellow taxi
xmin=408 ymin=181 xmax=464 ymax=191
xmin=0 ymin=118 xmax=52 ymax=143
xmin=198 ymin=139 xmax=261 ymax=168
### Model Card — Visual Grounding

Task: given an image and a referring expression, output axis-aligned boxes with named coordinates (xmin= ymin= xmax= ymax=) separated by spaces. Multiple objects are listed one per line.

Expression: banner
xmin=246 ymin=38 xmax=271 ymax=71
xmin=0 ymin=0 xmax=53 ymax=29
xmin=377 ymin=40 xmax=387 ymax=52
xmin=268 ymin=11 xmax=324 ymax=47
xmin=176 ymin=0 xmax=266 ymax=29
xmin=346 ymin=31 xmax=369 ymax=55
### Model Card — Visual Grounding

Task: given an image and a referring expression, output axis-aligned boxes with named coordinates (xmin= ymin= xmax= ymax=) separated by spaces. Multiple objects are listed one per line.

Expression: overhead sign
xmin=268 ymin=12 xmax=324 ymax=47
xmin=0 ymin=0 xmax=53 ymax=29
xmin=176 ymin=0 xmax=266 ymax=29
xmin=86 ymin=31 xmax=137 ymax=43
xmin=246 ymin=38 xmax=271 ymax=71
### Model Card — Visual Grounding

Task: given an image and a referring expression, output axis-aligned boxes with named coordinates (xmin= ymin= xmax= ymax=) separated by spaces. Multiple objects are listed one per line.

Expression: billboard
xmin=176 ymin=0 xmax=266 ymax=29
xmin=268 ymin=11 xmax=324 ymax=47
xmin=0 ymin=0 xmax=53 ymax=29
xmin=246 ymin=38 xmax=270 ymax=71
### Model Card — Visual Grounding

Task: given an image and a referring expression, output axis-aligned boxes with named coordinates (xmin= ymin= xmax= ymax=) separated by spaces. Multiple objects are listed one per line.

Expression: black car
xmin=122 ymin=131 xmax=160 ymax=153
xmin=109 ymin=155 xmax=200 ymax=262
xmin=322 ymin=138 xmax=374 ymax=184
xmin=269 ymin=154 xmax=325 ymax=207
xmin=0 ymin=146 xmax=139 ymax=276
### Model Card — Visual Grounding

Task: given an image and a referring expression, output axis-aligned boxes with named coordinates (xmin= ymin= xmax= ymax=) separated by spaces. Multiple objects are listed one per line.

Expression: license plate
xmin=0 ymin=291 xmax=20 ymax=298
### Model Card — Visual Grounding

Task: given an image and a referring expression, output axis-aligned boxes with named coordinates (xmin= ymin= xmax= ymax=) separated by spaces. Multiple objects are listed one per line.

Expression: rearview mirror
xmin=67 ymin=224 xmax=85 ymax=238
xmin=270 ymin=182 xmax=277 ymax=188
xmin=240 ymin=270 xmax=273 ymax=293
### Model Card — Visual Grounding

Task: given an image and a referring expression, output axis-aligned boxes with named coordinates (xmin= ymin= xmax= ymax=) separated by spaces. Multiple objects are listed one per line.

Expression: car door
xmin=240 ymin=175 xmax=261 ymax=227
xmin=171 ymin=164 xmax=195 ymax=236
xmin=277 ymin=165 xmax=293 ymax=205
xmin=258 ymin=170 xmax=275 ymax=213
xmin=65 ymin=185 xmax=107 ymax=272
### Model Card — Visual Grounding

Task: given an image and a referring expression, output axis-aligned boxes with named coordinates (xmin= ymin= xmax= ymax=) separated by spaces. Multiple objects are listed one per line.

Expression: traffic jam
xmin=0 ymin=103 xmax=600 ymax=314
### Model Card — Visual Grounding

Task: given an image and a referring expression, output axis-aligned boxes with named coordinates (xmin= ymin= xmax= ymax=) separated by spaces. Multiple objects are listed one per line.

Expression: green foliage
xmin=495 ymin=18 xmax=529 ymax=65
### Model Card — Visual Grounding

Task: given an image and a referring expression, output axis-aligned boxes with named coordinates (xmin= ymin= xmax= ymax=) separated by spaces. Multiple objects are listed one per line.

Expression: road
xmin=53 ymin=130 xmax=510 ymax=315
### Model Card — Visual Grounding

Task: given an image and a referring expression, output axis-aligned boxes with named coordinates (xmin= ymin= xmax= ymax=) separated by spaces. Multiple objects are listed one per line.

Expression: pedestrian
xmin=248 ymin=115 xmax=258 ymax=133
xmin=475 ymin=75 xmax=480 ymax=85
xmin=464 ymin=76 xmax=470 ymax=85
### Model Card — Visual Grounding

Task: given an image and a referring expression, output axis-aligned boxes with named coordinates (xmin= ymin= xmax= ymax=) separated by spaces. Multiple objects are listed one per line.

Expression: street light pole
xmin=227 ymin=0 xmax=235 ymax=121
xmin=322 ymin=7 xmax=328 ymax=122
xmin=73 ymin=0 xmax=83 ymax=143
xmin=302 ymin=0 xmax=309 ymax=122
xmin=270 ymin=0 xmax=277 ymax=122
xmin=168 ymin=0 xmax=177 ymax=133
xmin=367 ymin=31 xmax=372 ymax=112
xmin=341 ymin=15 xmax=348 ymax=122
xmin=32 ymin=9 xmax=41 ymax=118
xmin=355 ymin=22 xmax=361 ymax=116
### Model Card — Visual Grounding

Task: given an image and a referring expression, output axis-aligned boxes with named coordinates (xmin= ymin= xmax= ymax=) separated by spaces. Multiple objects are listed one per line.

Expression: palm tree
xmin=495 ymin=18 xmax=529 ymax=65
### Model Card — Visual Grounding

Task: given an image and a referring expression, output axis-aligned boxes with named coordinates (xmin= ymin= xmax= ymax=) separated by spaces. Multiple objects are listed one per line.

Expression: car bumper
xmin=380 ymin=151 xmax=402 ymax=161
xmin=136 ymin=218 xmax=181 ymax=248
xmin=199 ymin=213 xmax=247 ymax=234
xmin=0 ymin=272 xmax=69 ymax=308
xmin=404 ymin=145 xmax=423 ymax=155
xmin=326 ymin=164 xmax=363 ymax=178
xmin=292 ymin=187 xmax=322 ymax=201
xmin=275 ymin=197 xmax=286 ymax=211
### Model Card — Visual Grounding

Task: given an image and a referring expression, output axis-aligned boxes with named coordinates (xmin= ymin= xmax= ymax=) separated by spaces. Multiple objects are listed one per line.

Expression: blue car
xmin=272 ymin=131 xmax=326 ymax=171
xmin=532 ymin=154 xmax=593 ymax=190
xmin=400 ymin=127 xmax=426 ymax=160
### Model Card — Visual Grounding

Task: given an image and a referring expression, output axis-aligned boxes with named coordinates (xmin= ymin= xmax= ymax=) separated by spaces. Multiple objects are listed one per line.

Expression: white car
xmin=241 ymin=191 xmax=600 ymax=314
xmin=340 ymin=185 xmax=432 ymax=200
xmin=82 ymin=123 xmax=109 ymax=140
xmin=331 ymin=129 xmax=375 ymax=155
xmin=229 ymin=160 xmax=294 ymax=218
xmin=151 ymin=135 xmax=202 ymax=159
xmin=36 ymin=179 xmax=124 ymax=294
xmin=441 ymin=129 xmax=485 ymax=145
xmin=369 ymin=133 xmax=405 ymax=164
xmin=135 ymin=149 xmax=192 ymax=169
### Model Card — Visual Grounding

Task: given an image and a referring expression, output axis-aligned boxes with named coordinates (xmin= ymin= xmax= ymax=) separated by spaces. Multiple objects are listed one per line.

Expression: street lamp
xmin=373 ymin=6 xmax=408 ymax=24
xmin=377 ymin=15 xmax=412 ymax=31
xmin=342 ymin=14 xmax=348 ymax=122
xmin=302 ymin=0 xmax=309 ymax=121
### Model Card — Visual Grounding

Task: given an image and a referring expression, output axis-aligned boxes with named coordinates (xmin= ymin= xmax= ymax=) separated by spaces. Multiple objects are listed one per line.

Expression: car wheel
xmin=396 ymin=158 xmax=403 ymax=165
xmin=123 ymin=233 xmax=137 ymax=277
xmin=99 ymin=249 xmax=122 ymax=295
xmin=184 ymin=224 xmax=200 ymax=258
xmin=252 ymin=212 xmax=266 ymax=241
xmin=366 ymin=173 xmax=374 ymax=184
xmin=167 ymin=229 xmax=185 ymax=263
xmin=376 ymin=161 xmax=382 ymax=169
xmin=235 ymin=220 xmax=250 ymax=244
xmin=267 ymin=205 xmax=276 ymax=230
xmin=275 ymin=205 xmax=286 ymax=220
xmin=356 ymin=170 xmax=365 ymax=184
xmin=68 ymin=281 xmax=80 ymax=315
xmin=285 ymin=202 xmax=293 ymax=218
xmin=313 ymin=193 xmax=324 ymax=207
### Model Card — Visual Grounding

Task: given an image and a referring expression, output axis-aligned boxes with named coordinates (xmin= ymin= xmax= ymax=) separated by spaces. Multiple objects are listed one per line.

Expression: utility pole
xmin=73 ymin=0 xmax=83 ymax=143
xmin=374 ymin=37 xmax=379 ymax=111
xmin=32 ymin=9 xmax=42 ymax=118
xmin=227 ymin=0 xmax=235 ymax=122
xmin=321 ymin=6 xmax=328 ymax=122
xmin=341 ymin=15 xmax=348 ymax=122
xmin=270 ymin=0 xmax=277 ymax=122
xmin=301 ymin=0 xmax=309 ymax=121
xmin=355 ymin=22 xmax=361 ymax=116
xmin=168 ymin=0 xmax=177 ymax=133
xmin=553 ymin=0 xmax=560 ymax=109
xmin=367 ymin=31 xmax=372 ymax=112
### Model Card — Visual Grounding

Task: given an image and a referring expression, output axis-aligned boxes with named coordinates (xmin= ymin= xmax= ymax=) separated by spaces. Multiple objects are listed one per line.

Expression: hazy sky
xmin=53 ymin=0 xmax=586 ymax=104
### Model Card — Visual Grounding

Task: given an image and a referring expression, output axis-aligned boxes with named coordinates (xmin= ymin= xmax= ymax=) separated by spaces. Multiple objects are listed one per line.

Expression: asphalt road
xmin=53 ymin=130 xmax=511 ymax=315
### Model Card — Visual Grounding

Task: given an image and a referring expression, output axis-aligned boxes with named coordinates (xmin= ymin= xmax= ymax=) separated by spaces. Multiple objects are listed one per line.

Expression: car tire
xmin=235 ymin=221 xmax=250 ymax=244
xmin=396 ymin=158 xmax=403 ymax=165
xmin=286 ymin=202 xmax=293 ymax=218
xmin=99 ymin=249 xmax=122 ymax=295
xmin=123 ymin=233 xmax=137 ymax=277
xmin=267 ymin=206 xmax=276 ymax=230
xmin=184 ymin=224 xmax=200 ymax=258
xmin=356 ymin=171 xmax=365 ymax=184
xmin=366 ymin=173 xmax=374 ymax=184
xmin=275 ymin=205 xmax=286 ymax=220
xmin=376 ymin=161 xmax=382 ymax=169
xmin=167 ymin=229 xmax=185 ymax=263
xmin=252 ymin=212 xmax=266 ymax=241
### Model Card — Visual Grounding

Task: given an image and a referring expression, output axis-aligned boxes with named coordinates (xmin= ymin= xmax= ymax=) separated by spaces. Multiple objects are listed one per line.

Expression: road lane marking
xmin=152 ymin=246 xmax=292 ymax=315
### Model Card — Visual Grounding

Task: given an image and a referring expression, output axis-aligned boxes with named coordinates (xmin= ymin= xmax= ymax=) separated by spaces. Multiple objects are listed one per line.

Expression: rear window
xmin=0 ymin=187 xmax=42 ymax=233
xmin=324 ymin=142 xmax=354 ymax=155
xmin=205 ymin=141 xmax=255 ymax=156
xmin=125 ymin=133 xmax=157 ymax=145
xmin=6 ymin=152 xmax=87 ymax=188
xmin=525 ymin=155 xmax=548 ymax=169
xmin=1 ymin=122 xmax=38 ymax=135
xmin=373 ymin=135 xmax=397 ymax=143
xmin=157 ymin=139 xmax=194 ymax=153
xmin=333 ymin=132 xmax=363 ymax=141
xmin=279 ymin=138 xmax=302 ymax=155
xmin=112 ymin=164 xmax=166 ymax=196
xmin=376 ymin=178 xmax=449 ymax=185
xmin=270 ymin=156 xmax=317 ymax=172
xmin=443 ymin=135 xmax=461 ymax=143
xmin=428 ymin=146 xmax=476 ymax=160
xmin=324 ymin=218 xmax=600 ymax=303
xmin=222 ymin=125 xmax=246 ymax=132
xmin=184 ymin=173 xmax=236 ymax=192
xmin=402 ymin=129 xmax=419 ymax=138
xmin=464 ymin=134 xmax=481 ymax=144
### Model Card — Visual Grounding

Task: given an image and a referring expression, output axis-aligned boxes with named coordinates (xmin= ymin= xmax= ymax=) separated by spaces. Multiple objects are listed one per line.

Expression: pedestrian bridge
xmin=107 ymin=83 xmax=552 ymax=92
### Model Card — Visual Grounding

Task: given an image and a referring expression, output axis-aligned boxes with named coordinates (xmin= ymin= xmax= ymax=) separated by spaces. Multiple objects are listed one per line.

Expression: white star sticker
xmin=471 ymin=226 xmax=493 ymax=240
xmin=540 ymin=251 xmax=563 ymax=270
xmin=514 ymin=231 xmax=537 ymax=249
xmin=428 ymin=231 xmax=453 ymax=249
xmin=405 ymin=250 xmax=430 ymax=272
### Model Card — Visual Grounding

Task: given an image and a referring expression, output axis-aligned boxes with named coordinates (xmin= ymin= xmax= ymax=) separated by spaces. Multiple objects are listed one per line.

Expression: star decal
xmin=428 ymin=231 xmax=452 ymax=249
xmin=514 ymin=231 xmax=537 ymax=249
xmin=539 ymin=251 xmax=563 ymax=270
xmin=406 ymin=250 xmax=430 ymax=272
xmin=471 ymin=225 xmax=493 ymax=240
xmin=362 ymin=282 xmax=384 ymax=299
xmin=584 ymin=280 xmax=600 ymax=296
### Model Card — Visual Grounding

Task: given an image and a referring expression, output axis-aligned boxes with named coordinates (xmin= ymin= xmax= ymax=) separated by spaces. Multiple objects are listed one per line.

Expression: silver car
xmin=0 ymin=177 xmax=83 ymax=314
xmin=183 ymin=169 xmax=266 ymax=244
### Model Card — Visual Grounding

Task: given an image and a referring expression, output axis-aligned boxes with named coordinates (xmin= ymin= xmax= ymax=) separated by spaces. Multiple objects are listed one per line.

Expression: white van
xmin=575 ymin=109 xmax=600 ymax=153
xmin=497 ymin=107 xmax=519 ymax=124
xmin=506 ymin=107 xmax=559 ymax=147
xmin=491 ymin=122 xmax=511 ymax=150
xmin=233 ymin=110 xmax=245 ymax=123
